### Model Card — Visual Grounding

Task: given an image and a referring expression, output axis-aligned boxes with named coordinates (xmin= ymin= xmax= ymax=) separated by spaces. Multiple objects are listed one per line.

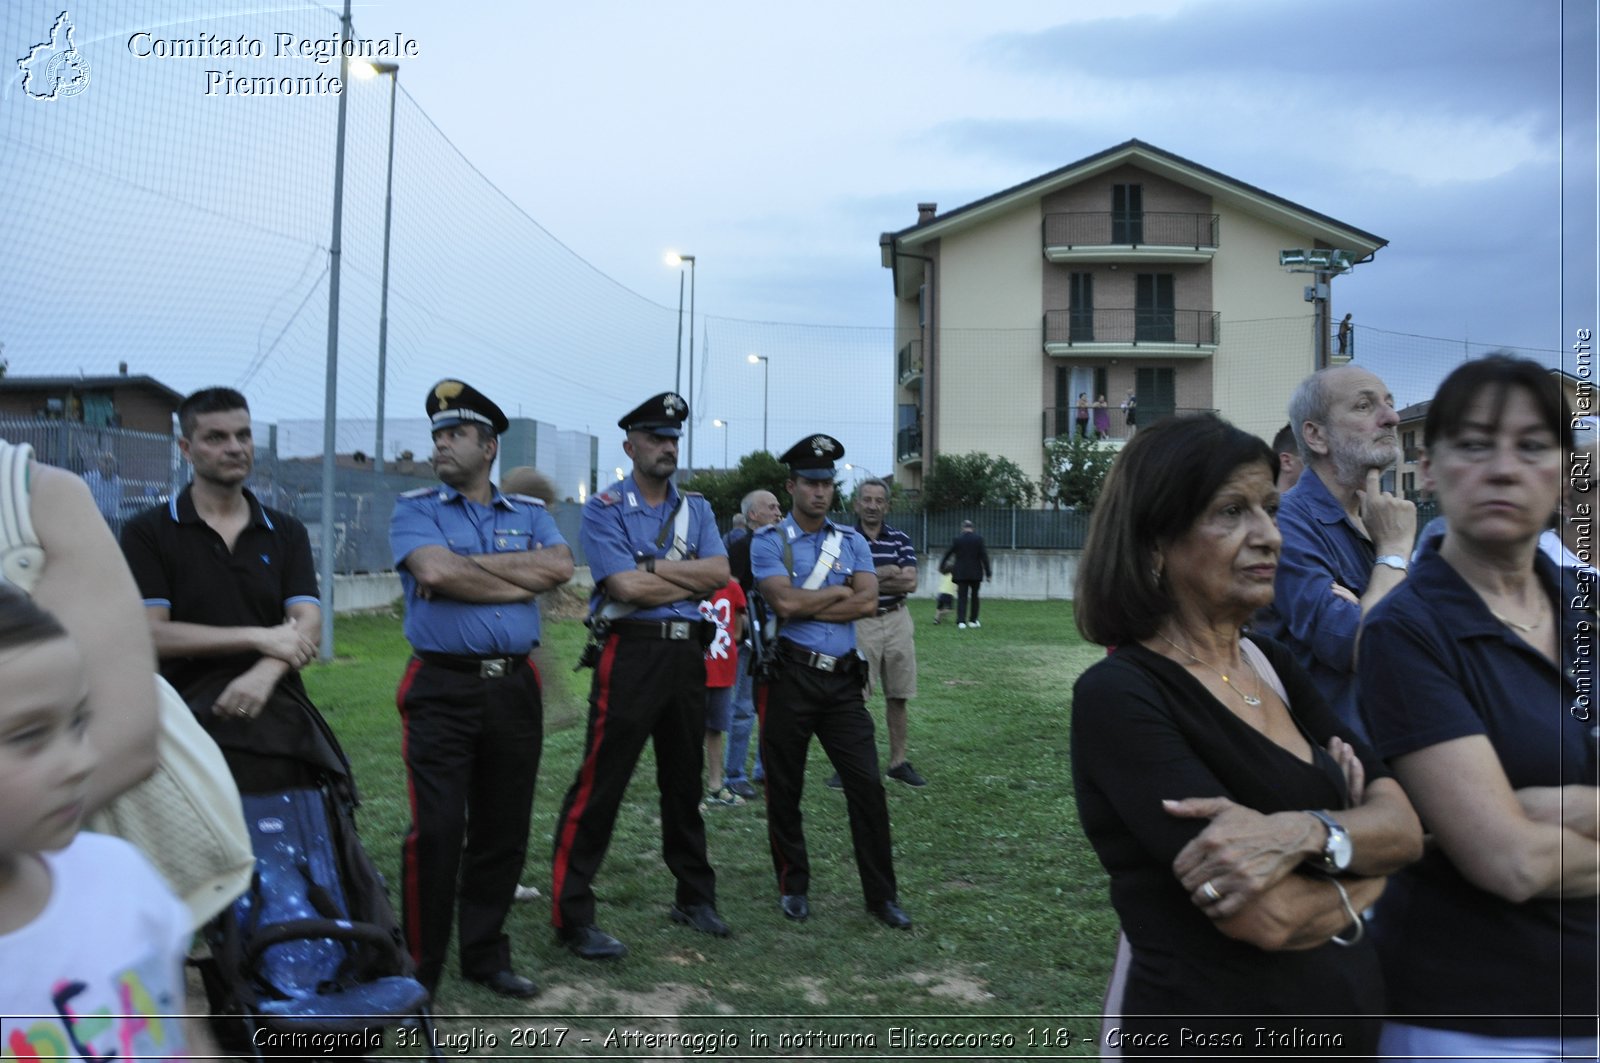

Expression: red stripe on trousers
xmin=548 ymin=635 xmax=617 ymax=928
xmin=395 ymin=657 xmax=425 ymax=966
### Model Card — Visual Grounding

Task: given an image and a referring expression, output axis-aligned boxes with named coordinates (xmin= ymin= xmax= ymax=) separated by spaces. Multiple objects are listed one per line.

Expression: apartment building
xmin=879 ymin=139 xmax=1386 ymax=492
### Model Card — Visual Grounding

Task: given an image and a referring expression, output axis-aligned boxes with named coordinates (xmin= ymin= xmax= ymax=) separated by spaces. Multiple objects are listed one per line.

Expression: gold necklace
xmin=1159 ymin=633 xmax=1262 ymax=707
xmin=1491 ymin=609 xmax=1542 ymax=633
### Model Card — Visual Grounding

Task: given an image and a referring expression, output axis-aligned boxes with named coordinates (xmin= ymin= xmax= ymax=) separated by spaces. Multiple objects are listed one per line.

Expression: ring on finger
xmin=1201 ymin=879 xmax=1222 ymax=903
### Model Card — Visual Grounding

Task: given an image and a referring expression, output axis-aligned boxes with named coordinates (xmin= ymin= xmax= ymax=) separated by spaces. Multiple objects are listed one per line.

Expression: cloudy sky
xmin=2 ymin=0 xmax=1595 ymax=477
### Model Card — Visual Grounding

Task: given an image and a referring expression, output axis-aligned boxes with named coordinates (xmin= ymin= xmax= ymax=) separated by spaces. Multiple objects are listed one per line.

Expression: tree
xmin=1040 ymin=434 xmax=1116 ymax=511
xmin=920 ymin=451 xmax=1037 ymax=510
xmin=679 ymin=450 xmax=791 ymax=520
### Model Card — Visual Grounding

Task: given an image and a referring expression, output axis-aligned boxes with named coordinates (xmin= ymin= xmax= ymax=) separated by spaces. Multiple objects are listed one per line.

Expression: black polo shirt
xmin=121 ymin=485 xmax=321 ymax=701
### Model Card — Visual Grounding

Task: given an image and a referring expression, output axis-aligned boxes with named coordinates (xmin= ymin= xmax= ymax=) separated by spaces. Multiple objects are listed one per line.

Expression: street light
xmin=666 ymin=251 xmax=696 ymax=467
xmin=1279 ymin=247 xmax=1359 ymax=369
xmin=712 ymin=418 xmax=731 ymax=467
xmin=747 ymin=353 xmax=769 ymax=451
xmin=356 ymin=60 xmax=400 ymax=474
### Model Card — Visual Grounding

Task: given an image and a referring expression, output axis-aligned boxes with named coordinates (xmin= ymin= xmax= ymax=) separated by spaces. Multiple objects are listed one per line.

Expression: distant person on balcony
xmin=1094 ymin=396 xmax=1112 ymax=438
xmin=1122 ymin=390 xmax=1137 ymax=435
xmin=1077 ymin=393 xmax=1091 ymax=438
xmin=940 ymin=520 xmax=992 ymax=630
xmin=1272 ymin=423 xmax=1304 ymax=493
xmin=1337 ymin=313 xmax=1353 ymax=356
xmin=1255 ymin=367 xmax=1415 ymax=744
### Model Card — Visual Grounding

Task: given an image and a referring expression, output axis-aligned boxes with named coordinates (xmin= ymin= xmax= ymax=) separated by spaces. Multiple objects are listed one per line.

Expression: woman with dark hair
xmin=1357 ymin=356 xmax=1597 ymax=1061
xmin=1072 ymin=413 xmax=1421 ymax=1055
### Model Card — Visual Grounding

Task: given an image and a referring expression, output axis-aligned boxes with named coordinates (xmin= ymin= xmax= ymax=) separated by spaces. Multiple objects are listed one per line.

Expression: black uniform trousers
xmin=757 ymin=652 xmax=898 ymax=907
xmin=550 ymin=633 xmax=716 ymax=929
xmin=396 ymin=655 xmax=542 ymax=990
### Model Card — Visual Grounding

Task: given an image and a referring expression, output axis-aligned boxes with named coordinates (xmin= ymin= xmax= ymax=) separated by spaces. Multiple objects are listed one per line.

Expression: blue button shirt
xmin=750 ymin=515 xmax=875 ymax=658
xmin=581 ymin=475 xmax=726 ymax=622
xmin=1255 ymin=470 xmax=1372 ymax=741
xmin=390 ymin=485 xmax=565 ymax=654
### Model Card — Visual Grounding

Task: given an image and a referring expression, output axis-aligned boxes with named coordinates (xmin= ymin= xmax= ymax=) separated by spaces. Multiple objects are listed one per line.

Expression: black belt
xmin=777 ymin=640 xmax=861 ymax=674
xmin=416 ymin=651 xmax=528 ymax=678
xmin=873 ymin=599 xmax=905 ymax=617
xmin=610 ymin=619 xmax=715 ymax=642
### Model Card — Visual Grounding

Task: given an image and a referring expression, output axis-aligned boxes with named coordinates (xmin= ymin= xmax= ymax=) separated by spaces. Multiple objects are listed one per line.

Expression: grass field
xmin=301 ymin=598 xmax=1118 ymax=1057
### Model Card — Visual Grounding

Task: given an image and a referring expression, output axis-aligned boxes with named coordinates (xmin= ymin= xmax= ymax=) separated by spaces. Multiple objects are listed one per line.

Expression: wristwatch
xmin=1307 ymin=810 xmax=1353 ymax=873
xmin=1374 ymin=554 xmax=1408 ymax=572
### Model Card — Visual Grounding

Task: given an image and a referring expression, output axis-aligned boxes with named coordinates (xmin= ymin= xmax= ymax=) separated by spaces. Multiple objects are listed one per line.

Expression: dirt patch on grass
xmin=531 ymin=979 xmax=712 ymax=1014
xmin=941 ymin=678 xmax=981 ymax=687
xmin=906 ymin=969 xmax=995 ymax=1003
xmin=787 ymin=975 xmax=831 ymax=1007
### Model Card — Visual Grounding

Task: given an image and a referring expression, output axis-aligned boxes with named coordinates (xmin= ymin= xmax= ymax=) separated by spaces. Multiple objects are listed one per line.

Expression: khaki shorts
xmin=856 ymin=603 xmax=917 ymax=700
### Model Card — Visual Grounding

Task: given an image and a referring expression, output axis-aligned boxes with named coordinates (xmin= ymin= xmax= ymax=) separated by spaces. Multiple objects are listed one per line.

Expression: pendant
xmin=1240 ymin=693 xmax=1262 ymax=707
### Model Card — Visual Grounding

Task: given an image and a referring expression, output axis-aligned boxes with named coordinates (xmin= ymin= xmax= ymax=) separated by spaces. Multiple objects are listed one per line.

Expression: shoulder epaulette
xmin=594 ymin=489 xmax=622 ymax=507
xmin=504 ymin=493 xmax=547 ymax=507
xmin=682 ymin=490 xmax=704 ymax=498
xmin=399 ymin=486 xmax=436 ymax=499
xmin=752 ymin=523 xmax=780 ymax=536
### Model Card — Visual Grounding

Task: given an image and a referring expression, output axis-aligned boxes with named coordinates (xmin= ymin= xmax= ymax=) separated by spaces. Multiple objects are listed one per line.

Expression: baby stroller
xmin=197 ymin=689 xmax=442 ymax=1060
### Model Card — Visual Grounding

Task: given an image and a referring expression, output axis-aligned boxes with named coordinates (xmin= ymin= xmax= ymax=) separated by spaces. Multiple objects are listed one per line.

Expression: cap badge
xmin=434 ymin=380 xmax=465 ymax=409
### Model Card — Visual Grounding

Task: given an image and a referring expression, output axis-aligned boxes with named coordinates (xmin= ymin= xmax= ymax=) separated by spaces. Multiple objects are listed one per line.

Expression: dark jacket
xmin=940 ymin=531 xmax=991 ymax=583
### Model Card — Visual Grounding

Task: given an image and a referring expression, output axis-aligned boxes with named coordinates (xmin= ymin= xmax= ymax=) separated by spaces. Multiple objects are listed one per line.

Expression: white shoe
xmin=970 ymin=621 xmax=981 ymax=629
xmin=513 ymin=884 xmax=542 ymax=902
xmin=957 ymin=622 xmax=967 ymax=629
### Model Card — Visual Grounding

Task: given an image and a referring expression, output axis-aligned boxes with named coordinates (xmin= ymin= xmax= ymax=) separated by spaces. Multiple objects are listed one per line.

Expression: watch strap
xmin=1374 ymin=554 xmax=1408 ymax=571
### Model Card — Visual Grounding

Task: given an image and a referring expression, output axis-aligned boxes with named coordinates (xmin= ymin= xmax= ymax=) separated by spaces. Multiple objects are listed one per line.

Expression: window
xmin=1070 ymin=273 xmax=1094 ymax=342
xmin=1135 ymin=273 xmax=1175 ymax=342
xmin=1112 ymin=184 xmax=1143 ymax=244
xmin=1135 ymin=367 xmax=1176 ymax=421
xmin=1402 ymin=472 xmax=1415 ymax=497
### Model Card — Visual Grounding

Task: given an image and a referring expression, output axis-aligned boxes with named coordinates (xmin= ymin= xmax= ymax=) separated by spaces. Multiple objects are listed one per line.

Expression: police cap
xmin=619 ymin=392 xmax=688 ymax=438
xmin=779 ymin=434 xmax=845 ymax=480
xmin=426 ymin=379 xmax=508 ymax=435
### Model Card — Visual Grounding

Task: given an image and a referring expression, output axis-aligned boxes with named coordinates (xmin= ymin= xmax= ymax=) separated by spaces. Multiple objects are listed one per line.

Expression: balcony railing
xmin=1043 ymin=211 xmax=1219 ymax=251
xmin=1044 ymin=308 xmax=1220 ymax=347
xmin=1043 ymin=405 xmax=1216 ymax=443
xmin=896 ymin=424 xmax=922 ymax=465
xmin=896 ymin=338 xmax=923 ymax=385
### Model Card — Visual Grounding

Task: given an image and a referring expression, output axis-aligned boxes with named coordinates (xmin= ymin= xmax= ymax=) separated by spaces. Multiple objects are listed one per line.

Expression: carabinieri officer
xmin=751 ymin=434 xmax=912 ymax=930
xmin=390 ymin=379 xmax=573 ymax=1000
xmin=551 ymin=391 xmax=732 ymax=960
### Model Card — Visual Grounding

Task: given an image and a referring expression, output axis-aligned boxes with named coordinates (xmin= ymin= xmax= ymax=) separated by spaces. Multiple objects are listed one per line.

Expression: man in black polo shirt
xmin=121 ymin=387 xmax=343 ymax=792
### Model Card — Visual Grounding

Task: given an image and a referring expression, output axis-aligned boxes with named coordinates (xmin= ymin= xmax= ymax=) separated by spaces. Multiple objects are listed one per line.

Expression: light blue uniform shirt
xmin=581 ymin=475 xmax=726 ymax=622
xmin=750 ymin=514 xmax=875 ymax=658
xmin=390 ymin=485 xmax=565 ymax=654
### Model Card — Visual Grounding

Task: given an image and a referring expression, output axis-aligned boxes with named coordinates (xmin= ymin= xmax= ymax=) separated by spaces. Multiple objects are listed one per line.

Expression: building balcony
xmin=1043 ymin=308 xmax=1219 ymax=358
xmin=1043 ymin=211 xmax=1219 ymax=263
xmin=897 ymin=338 xmax=923 ymax=387
xmin=896 ymin=424 xmax=922 ymax=467
xmin=1043 ymin=405 xmax=1216 ymax=443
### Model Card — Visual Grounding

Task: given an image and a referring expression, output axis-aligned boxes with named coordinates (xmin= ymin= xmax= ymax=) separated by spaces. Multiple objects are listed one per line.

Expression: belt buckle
xmin=813 ymin=652 xmax=839 ymax=672
xmin=481 ymin=658 xmax=508 ymax=678
xmin=668 ymin=621 xmax=690 ymax=641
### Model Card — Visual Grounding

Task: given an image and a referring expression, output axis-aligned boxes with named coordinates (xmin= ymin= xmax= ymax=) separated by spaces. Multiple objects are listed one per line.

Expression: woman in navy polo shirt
xmin=1359 ymin=355 xmax=1598 ymax=1061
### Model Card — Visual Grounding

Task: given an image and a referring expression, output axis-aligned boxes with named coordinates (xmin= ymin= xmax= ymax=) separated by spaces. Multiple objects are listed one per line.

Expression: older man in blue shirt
xmin=753 ymin=434 xmax=911 ymax=931
xmin=391 ymin=379 xmax=573 ymax=1000
xmin=550 ymin=391 xmax=732 ymax=960
xmin=1258 ymin=365 xmax=1416 ymax=742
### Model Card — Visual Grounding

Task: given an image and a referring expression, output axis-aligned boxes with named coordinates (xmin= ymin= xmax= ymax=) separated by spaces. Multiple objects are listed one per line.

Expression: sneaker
xmin=513 ymin=884 xmax=542 ymax=902
xmin=727 ymin=779 xmax=759 ymax=800
xmin=887 ymin=761 xmax=927 ymax=788
xmin=958 ymin=622 xmax=967 ymax=629
xmin=704 ymin=786 xmax=745 ymax=807
xmin=932 ymin=617 xmax=942 ymax=625
xmin=969 ymin=620 xmax=981 ymax=629
xmin=825 ymin=771 xmax=843 ymax=790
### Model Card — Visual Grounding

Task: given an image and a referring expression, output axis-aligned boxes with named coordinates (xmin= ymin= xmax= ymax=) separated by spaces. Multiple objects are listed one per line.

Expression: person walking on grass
xmin=940 ymin=520 xmax=992 ymax=630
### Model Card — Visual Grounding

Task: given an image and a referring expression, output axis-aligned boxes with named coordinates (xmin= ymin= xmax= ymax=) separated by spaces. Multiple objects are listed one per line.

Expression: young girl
xmin=0 ymin=587 xmax=192 ymax=1060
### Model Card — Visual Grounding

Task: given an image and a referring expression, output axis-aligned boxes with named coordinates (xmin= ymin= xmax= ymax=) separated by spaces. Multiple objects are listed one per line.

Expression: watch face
xmin=1328 ymin=827 xmax=1353 ymax=870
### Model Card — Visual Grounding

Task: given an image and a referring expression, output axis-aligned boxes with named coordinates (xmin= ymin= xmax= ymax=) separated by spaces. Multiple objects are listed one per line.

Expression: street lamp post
xmin=666 ymin=252 xmax=696 ymax=466
xmin=357 ymin=60 xmax=401 ymax=475
xmin=712 ymin=418 xmax=730 ymax=468
xmin=747 ymin=353 xmax=769 ymax=451
xmin=1278 ymin=248 xmax=1358 ymax=370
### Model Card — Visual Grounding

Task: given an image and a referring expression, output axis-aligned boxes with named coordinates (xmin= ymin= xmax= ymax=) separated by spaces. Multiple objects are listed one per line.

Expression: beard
xmin=1331 ymin=435 xmax=1400 ymax=484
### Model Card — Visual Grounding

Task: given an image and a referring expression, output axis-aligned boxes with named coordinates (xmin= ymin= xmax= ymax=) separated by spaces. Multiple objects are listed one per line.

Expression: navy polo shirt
xmin=857 ymin=520 xmax=916 ymax=609
xmin=121 ymin=485 xmax=321 ymax=697
xmin=1360 ymin=543 xmax=1597 ymax=1036
xmin=751 ymin=515 xmax=875 ymax=658
xmin=580 ymin=475 xmax=725 ymax=623
xmin=390 ymin=485 xmax=565 ymax=655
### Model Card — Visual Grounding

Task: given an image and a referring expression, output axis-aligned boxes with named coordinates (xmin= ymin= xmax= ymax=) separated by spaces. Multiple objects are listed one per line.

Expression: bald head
xmin=741 ymin=489 xmax=782 ymax=528
xmin=1288 ymin=366 xmax=1400 ymax=483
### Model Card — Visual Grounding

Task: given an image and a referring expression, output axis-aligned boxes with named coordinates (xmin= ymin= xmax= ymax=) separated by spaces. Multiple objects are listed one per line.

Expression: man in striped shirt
xmin=840 ymin=477 xmax=926 ymax=789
